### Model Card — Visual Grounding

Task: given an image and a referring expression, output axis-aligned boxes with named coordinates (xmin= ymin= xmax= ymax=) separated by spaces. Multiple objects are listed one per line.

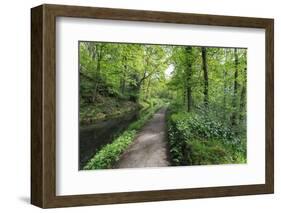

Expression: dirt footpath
xmin=115 ymin=107 xmax=170 ymax=168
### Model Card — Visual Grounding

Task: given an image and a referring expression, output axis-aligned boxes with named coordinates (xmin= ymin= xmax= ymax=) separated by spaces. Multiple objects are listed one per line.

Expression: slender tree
xmin=145 ymin=75 xmax=152 ymax=99
xmin=91 ymin=44 xmax=103 ymax=103
xmin=201 ymin=47 xmax=209 ymax=108
xmin=223 ymin=49 xmax=227 ymax=119
xmin=239 ymin=67 xmax=247 ymax=122
xmin=231 ymin=48 xmax=239 ymax=126
xmin=120 ymin=55 xmax=127 ymax=94
xmin=185 ymin=47 xmax=193 ymax=112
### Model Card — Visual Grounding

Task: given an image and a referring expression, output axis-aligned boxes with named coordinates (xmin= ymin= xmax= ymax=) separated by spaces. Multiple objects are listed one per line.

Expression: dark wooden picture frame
xmin=31 ymin=4 xmax=274 ymax=208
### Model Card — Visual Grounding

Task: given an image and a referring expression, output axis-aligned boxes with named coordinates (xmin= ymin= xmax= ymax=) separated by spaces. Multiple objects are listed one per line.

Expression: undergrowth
xmin=83 ymin=103 xmax=163 ymax=170
xmin=167 ymin=104 xmax=246 ymax=166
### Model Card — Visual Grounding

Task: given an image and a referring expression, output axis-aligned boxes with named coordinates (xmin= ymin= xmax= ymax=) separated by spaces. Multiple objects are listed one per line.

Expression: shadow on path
xmin=115 ymin=107 xmax=170 ymax=168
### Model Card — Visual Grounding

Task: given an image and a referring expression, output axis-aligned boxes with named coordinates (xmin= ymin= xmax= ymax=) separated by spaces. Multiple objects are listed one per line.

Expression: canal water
xmin=79 ymin=110 xmax=139 ymax=169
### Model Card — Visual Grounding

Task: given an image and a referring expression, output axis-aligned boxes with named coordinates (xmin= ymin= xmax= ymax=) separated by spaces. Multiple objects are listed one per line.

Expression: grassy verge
xmin=167 ymin=106 xmax=246 ymax=166
xmin=83 ymin=103 xmax=163 ymax=170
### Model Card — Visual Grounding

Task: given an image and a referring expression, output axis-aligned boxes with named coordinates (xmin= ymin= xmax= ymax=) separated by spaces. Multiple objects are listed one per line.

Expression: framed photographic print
xmin=31 ymin=4 xmax=274 ymax=208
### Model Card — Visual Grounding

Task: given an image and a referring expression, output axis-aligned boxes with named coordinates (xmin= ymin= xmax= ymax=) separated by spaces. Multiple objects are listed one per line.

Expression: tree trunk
xmin=231 ymin=48 xmax=239 ymax=126
xmin=120 ymin=70 xmax=126 ymax=95
xmin=145 ymin=76 xmax=151 ymax=99
xmin=223 ymin=49 xmax=227 ymax=120
xmin=120 ymin=76 xmax=126 ymax=94
xmin=185 ymin=47 xmax=192 ymax=112
xmin=201 ymin=47 xmax=209 ymax=108
xmin=239 ymin=67 xmax=247 ymax=122
xmin=120 ymin=56 xmax=127 ymax=94
xmin=92 ymin=45 xmax=103 ymax=103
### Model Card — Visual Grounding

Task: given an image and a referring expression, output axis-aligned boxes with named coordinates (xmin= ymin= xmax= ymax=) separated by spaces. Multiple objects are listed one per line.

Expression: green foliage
xmin=128 ymin=103 xmax=162 ymax=130
xmin=165 ymin=46 xmax=247 ymax=166
xmin=169 ymin=47 xmax=247 ymax=125
xmin=83 ymin=104 xmax=162 ymax=170
xmin=80 ymin=95 xmax=138 ymax=125
xmin=83 ymin=130 xmax=136 ymax=169
xmin=167 ymin=104 xmax=246 ymax=166
xmin=170 ymin=111 xmax=237 ymax=142
xmin=79 ymin=42 xmax=169 ymax=106
xmin=80 ymin=41 xmax=248 ymax=169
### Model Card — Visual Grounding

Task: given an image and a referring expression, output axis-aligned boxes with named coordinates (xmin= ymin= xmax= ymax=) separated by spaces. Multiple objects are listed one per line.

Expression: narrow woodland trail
xmin=115 ymin=107 xmax=170 ymax=168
